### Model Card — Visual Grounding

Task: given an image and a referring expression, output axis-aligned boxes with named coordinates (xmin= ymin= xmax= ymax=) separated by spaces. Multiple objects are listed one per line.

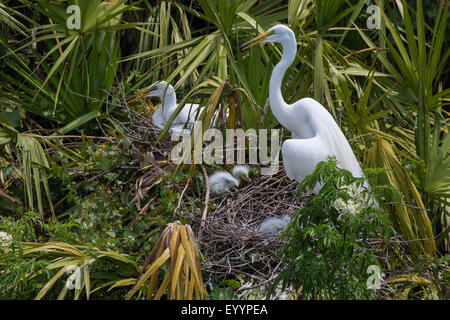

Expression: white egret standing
xmin=242 ymin=25 xmax=364 ymax=193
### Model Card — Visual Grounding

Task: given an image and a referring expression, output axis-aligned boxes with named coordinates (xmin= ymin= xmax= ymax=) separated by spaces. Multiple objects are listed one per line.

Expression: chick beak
xmin=240 ymin=30 xmax=274 ymax=51
xmin=241 ymin=174 xmax=251 ymax=183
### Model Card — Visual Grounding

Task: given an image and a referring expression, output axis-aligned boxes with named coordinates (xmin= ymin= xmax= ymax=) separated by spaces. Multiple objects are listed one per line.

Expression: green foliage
xmin=125 ymin=0 xmax=289 ymax=132
xmin=359 ymin=0 xmax=449 ymax=211
xmin=270 ymin=157 xmax=394 ymax=299
xmin=0 ymin=115 xmax=55 ymax=220
xmin=0 ymin=0 xmax=134 ymax=130
xmin=0 ymin=0 xmax=449 ymax=300
xmin=209 ymin=285 xmax=235 ymax=300
xmin=0 ymin=247 xmax=50 ymax=300
xmin=0 ymin=214 xmax=141 ymax=299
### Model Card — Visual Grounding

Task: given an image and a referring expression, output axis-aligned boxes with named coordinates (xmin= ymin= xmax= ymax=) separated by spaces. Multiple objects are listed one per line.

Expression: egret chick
xmin=232 ymin=165 xmax=250 ymax=182
xmin=259 ymin=215 xmax=291 ymax=234
xmin=208 ymin=165 xmax=250 ymax=196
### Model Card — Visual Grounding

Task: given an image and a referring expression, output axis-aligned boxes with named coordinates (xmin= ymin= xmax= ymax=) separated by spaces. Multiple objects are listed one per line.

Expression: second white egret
xmin=145 ymin=81 xmax=202 ymax=133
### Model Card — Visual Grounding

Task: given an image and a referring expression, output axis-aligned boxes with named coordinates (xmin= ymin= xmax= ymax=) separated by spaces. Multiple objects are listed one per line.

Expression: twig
xmin=383 ymin=201 xmax=430 ymax=211
xmin=0 ymin=189 xmax=23 ymax=206
xmin=22 ymin=134 xmax=114 ymax=141
xmin=174 ymin=178 xmax=191 ymax=217
xmin=235 ymin=275 xmax=276 ymax=294
xmin=348 ymin=132 xmax=376 ymax=142
xmin=197 ymin=165 xmax=210 ymax=241
xmin=128 ymin=195 xmax=158 ymax=228
xmin=344 ymin=47 xmax=389 ymax=59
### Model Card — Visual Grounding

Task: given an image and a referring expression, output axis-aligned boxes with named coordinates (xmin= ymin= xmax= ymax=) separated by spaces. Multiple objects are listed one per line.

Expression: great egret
xmin=259 ymin=215 xmax=290 ymax=234
xmin=131 ymin=81 xmax=202 ymax=133
xmin=242 ymin=25 xmax=364 ymax=193
xmin=209 ymin=165 xmax=250 ymax=196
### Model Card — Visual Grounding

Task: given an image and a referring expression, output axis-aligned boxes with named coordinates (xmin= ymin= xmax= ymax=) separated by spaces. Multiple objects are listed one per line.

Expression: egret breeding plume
xmin=209 ymin=165 xmax=250 ymax=196
xmin=242 ymin=25 xmax=364 ymax=193
xmin=136 ymin=81 xmax=202 ymax=133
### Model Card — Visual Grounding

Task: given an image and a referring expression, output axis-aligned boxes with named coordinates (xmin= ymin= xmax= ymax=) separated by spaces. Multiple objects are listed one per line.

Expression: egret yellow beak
xmin=127 ymin=89 xmax=151 ymax=104
xmin=241 ymin=30 xmax=274 ymax=51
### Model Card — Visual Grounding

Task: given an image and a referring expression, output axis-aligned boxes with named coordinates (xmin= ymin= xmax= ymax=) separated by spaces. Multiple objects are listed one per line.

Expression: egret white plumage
xmin=232 ymin=165 xmax=251 ymax=180
xmin=259 ymin=215 xmax=290 ymax=234
xmin=142 ymin=81 xmax=202 ymax=133
xmin=242 ymin=25 xmax=364 ymax=193
xmin=209 ymin=165 xmax=250 ymax=196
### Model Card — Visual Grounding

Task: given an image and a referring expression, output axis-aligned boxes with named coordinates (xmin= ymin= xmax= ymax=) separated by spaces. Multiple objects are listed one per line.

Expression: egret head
xmin=146 ymin=81 xmax=175 ymax=98
xmin=241 ymin=24 xmax=295 ymax=50
xmin=232 ymin=165 xmax=250 ymax=182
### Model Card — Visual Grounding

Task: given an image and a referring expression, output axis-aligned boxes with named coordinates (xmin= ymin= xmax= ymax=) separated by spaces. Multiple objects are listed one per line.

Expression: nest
xmin=186 ymin=170 xmax=311 ymax=283
xmin=118 ymin=102 xmax=311 ymax=283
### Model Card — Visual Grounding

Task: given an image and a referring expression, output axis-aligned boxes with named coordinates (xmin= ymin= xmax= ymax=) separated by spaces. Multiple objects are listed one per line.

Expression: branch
xmin=197 ymin=165 xmax=210 ymax=241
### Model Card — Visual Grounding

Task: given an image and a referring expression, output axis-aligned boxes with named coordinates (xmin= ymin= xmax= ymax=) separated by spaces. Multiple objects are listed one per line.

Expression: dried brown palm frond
xmin=131 ymin=159 xmax=169 ymax=211
xmin=125 ymin=221 xmax=207 ymax=300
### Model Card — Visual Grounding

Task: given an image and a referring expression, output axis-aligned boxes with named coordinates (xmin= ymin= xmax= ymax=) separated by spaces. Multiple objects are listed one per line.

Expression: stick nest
xmin=185 ymin=170 xmax=310 ymax=283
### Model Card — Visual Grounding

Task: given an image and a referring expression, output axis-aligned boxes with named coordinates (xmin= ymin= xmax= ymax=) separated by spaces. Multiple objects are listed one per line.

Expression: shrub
xmin=270 ymin=156 xmax=395 ymax=299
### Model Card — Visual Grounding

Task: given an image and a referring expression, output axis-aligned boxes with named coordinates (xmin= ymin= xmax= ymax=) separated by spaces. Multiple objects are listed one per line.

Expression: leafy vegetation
xmin=0 ymin=0 xmax=449 ymax=300
xmin=271 ymin=157 xmax=394 ymax=299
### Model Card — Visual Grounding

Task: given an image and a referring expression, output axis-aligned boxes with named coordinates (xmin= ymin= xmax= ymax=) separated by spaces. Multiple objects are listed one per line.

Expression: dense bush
xmin=271 ymin=157 xmax=395 ymax=299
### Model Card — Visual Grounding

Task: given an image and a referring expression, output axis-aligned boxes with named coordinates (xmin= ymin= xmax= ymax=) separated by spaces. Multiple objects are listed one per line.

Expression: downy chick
xmin=259 ymin=215 xmax=291 ymax=234
xmin=208 ymin=165 xmax=250 ymax=196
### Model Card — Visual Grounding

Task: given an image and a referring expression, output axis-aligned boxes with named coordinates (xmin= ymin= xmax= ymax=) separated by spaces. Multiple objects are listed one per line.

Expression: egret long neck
xmin=161 ymin=90 xmax=177 ymax=118
xmin=269 ymin=39 xmax=297 ymax=131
